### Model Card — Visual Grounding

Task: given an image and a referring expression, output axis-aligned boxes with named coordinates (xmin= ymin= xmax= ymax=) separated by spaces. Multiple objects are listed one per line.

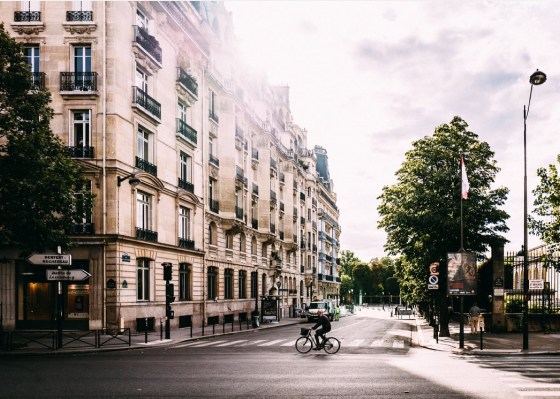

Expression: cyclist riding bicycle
xmin=309 ymin=309 xmax=331 ymax=350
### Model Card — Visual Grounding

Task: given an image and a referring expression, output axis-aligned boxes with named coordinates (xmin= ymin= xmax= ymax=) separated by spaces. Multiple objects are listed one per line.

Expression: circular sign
xmin=429 ymin=276 xmax=439 ymax=284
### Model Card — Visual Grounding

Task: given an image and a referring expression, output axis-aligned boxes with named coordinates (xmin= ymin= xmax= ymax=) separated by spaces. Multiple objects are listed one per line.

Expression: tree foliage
xmin=529 ymin=154 xmax=560 ymax=246
xmin=339 ymin=249 xmax=361 ymax=277
xmin=377 ymin=116 xmax=509 ymax=303
xmin=0 ymin=23 xmax=95 ymax=256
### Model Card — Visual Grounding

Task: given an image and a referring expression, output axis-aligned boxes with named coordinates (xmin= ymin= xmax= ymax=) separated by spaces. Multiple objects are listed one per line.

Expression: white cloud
xmin=226 ymin=1 xmax=560 ymax=261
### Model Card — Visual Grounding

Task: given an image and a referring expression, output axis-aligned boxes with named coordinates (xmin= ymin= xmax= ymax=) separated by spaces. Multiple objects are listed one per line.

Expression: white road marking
xmin=215 ymin=340 xmax=247 ymax=347
xmin=257 ymin=339 xmax=287 ymax=346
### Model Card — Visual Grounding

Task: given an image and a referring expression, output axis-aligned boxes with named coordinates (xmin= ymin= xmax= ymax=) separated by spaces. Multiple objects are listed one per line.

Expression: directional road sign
xmin=46 ymin=269 xmax=90 ymax=281
xmin=27 ymin=254 xmax=72 ymax=266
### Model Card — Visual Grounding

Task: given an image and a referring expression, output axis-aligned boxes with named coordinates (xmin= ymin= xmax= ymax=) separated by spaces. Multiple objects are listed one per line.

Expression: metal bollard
xmin=160 ymin=317 xmax=163 ymax=341
xmin=190 ymin=324 xmax=193 ymax=338
xmin=232 ymin=319 xmax=234 ymax=332
xmin=144 ymin=318 xmax=148 ymax=344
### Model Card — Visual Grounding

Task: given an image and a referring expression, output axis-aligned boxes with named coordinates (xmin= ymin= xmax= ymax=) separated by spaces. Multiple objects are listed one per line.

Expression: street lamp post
xmin=254 ymin=265 xmax=259 ymax=317
xmin=523 ymin=69 xmax=547 ymax=350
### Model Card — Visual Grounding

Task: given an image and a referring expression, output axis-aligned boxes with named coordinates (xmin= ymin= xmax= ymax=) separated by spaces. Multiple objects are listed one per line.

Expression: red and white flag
xmin=461 ymin=158 xmax=469 ymax=199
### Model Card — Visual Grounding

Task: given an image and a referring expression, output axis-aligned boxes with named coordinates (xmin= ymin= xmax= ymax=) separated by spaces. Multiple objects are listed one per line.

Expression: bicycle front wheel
xmin=323 ymin=337 xmax=340 ymax=354
xmin=295 ymin=337 xmax=313 ymax=353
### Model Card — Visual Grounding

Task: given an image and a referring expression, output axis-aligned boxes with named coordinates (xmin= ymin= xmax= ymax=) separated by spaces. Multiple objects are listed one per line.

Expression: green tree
xmin=529 ymin=154 xmax=560 ymax=249
xmin=339 ymin=249 xmax=361 ymax=277
xmin=352 ymin=263 xmax=373 ymax=295
xmin=0 ymin=23 xmax=94 ymax=256
xmin=339 ymin=274 xmax=353 ymax=303
xmin=378 ymin=116 xmax=509 ymax=334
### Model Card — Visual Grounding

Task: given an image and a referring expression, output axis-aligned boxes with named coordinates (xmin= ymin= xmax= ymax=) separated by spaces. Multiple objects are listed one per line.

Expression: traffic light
xmin=166 ymin=283 xmax=175 ymax=304
xmin=162 ymin=262 xmax=172 ymax=281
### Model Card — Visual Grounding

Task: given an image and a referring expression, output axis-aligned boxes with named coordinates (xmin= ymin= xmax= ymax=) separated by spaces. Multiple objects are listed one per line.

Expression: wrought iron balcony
xmin=66 ymin=11 xmax=93 ymax=21
xmin=252 ymin=148 xmax=259 ymax=160
xmin=279 ymin=173 xmax=285 ymax=183
xmin=14 ymin=11 xmax=40 ymax=21
xmin=318 ymin=273 xmax=324 ymax=281
xmin=134 ymin=25 xmax=162 ymax=63
xmin=60 ymin=72 xmax=98 ymax=91
xmin=136 ymin=227 xmax=158 ymax=242
xmin=178 ymin=178 xmax=194 ymax=194
xmin=176 ymin=118 xmax=197 ymax=145
xmin=280 ymin=202 xmax=284 ymax=212
xmin=31 ymin=72 xmax=45 ymax=89
xmin=326 ymin=275 xmax=334 ymax=282
xmin=235 ymin=125 xmax=244 ymax=140
xmin=209 ymin=153 xmax=219 ymax=167
xmin=68 ymin=146 xmax=94 ymax=158
xmin=209 ymin=200 xmax=219 ymax=214
xmin=336 ymin=276 xmax=341 ymax=283
xmin=252 ymin=218 xmax=258 ymax=229
xmin=252 ymin=183 xmax=259 ymax=196
xmin=300 ymin=241 xmax=305 ymax=249
xmin=236 ymin=165 xmax=244 ymax=181
xmin=300 ymin=192 xmax=306 ymax=201
xmin=177 ymin=67 xmax=198 ymax=96
xmin=133 ymin=86 xmax=161 ymax=120
xmin=68 ymin=223 xmax=94 ymax=235
xmin=279 ymin=231 xmax=284 ymax=240
xmin=336 ymin=258 xmax=341 ymax=265
xmin=270 ymin=223 xmax=276 ymax=234
xmin=326 ymin=254 xmax=333 ymax=262
xmin=300 ymin=217 xmax=305 ymax=225
xmin=270 ymin=190 xmax=277 ymax=204
xmin=300 ymin=266 xmax=305 ymax=273
xmin=135 ymin=156 xmax=157 ymax=176
xmin=235 ymin=206 xmax=243 ymax=220
xmin=179 ymin=238 xmax=195 ymax=249
xmin=270 ymin=158 xmax=277 ymax=169
xmin=209 ymin=109 xmax=219 ymax=123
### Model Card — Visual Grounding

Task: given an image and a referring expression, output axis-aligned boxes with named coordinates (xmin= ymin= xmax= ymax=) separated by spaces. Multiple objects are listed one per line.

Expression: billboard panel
xmin=447 ymin=252 xmax=477 ymax=295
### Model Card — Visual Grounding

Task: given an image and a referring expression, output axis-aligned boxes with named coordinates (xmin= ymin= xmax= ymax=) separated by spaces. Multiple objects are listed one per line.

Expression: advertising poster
xmin=67 ymin=284 xmax=90 ymax=319
xmin=262 ymin=299 xmax=278 ymax=321
xmin=447 ymin=252 xmax=477 ymax=295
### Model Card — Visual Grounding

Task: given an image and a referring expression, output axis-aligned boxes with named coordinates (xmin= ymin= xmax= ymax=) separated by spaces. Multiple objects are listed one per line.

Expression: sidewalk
xmin=0 ymin=317 xmax=309 ymax=356
xmin=415 ymin=315 xmax=560 ymax=355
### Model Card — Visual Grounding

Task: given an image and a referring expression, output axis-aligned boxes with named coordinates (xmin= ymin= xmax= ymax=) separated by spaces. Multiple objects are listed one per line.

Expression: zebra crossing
xmin=172 ymin=337 xmax=407 ymax=350
xmin=470 ymin=355 xmax=560 ymax=397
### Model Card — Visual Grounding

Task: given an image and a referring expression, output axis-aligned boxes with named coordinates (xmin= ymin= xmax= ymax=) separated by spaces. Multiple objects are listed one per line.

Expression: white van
xmin=307 ymin=299 xmax=334 ymax=322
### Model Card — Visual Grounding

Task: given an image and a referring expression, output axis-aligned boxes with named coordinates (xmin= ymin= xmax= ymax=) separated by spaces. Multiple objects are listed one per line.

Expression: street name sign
xmin=46 ymin=269 xmax=90 ymax=281
xmin=27 ymin=254 xmax=72 ymax=265
xmin=428 ymin=284 xmax=439 ymax=290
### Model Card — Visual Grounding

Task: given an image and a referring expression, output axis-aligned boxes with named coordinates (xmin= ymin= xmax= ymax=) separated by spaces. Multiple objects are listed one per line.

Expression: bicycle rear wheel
xmin=295 ymin=337 xmax=313 ymax=353
xmin=323 ymin=337 xmax=340 ymax=354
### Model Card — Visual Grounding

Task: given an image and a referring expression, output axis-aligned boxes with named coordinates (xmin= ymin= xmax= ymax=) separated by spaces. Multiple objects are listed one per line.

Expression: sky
xmin=224 ymin=1 xmax=560 ymax=263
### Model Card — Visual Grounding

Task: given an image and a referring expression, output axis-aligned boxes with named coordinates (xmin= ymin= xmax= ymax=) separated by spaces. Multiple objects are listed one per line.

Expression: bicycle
xmin=295 ymin=328 xmax=340 ymax=354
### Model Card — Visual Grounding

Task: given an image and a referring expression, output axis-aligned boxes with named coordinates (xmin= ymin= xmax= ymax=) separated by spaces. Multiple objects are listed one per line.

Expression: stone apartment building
xmin=0 ymin=1 xmax=341 ymax=333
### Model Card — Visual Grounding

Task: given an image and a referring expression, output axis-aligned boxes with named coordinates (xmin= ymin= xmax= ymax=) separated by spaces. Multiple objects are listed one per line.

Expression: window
xmin=71 ymin=111 xmax=91 ymax=151
xmin=179 ymin=206 xmax=191 ymax=240
xmin=136 ymin=68 xmax=148 ymax=93
xmin=209 ymin=222 xmax=217 ymax=246
xmin=308 ymin=187 xmax=311 ymax=197
xmin=74 ymin=46 xmax=91 ymax=73
xmin=251 ymin=237 xmax=257 ymax=255
xmin=207 ymin=267 xmax=218 ymax=299
xmin=136 ymin=191 xmax=151 ymax=230
xmin=25 ymin=46 xmax=39 ymax=73
xmin=136 ymin=9 xmax=148 ymax=31
xmin=238 ymin=271 xmax=247 ymax=299
xmin=308 ymin=209 xmax=311 ymax=222
xmin=178 ymin=102 xmax=188 ymax=122
xmin=137 ymin=127 xmax=151 ymax=163
xmin=224 ymin=269 xmax=233 ymax=299
xmin=209 ymin=178 xmax=215 ymax=201
xmin=137 ymin=258 xmax=150 ymax=301
xmin=180 ymin=152 xmax=192 ymax=183
xmin=239 ymin=233 xmax=246 ymax=253
xmin=179 ymin=263 xmax=191 ymax=301
xmin=251 ymin=271 xmax=257 ymax=298
xmin=73 ymin=1 xmax=92 ymax=11
xmin=209 ymin=90 xmax=216 ymax=115
xmin=225 ymin=231 xmax=233 ymax=249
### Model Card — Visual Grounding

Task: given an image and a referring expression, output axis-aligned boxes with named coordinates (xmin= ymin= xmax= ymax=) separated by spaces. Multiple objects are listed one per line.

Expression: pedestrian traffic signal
xmin=162 ymin=262 xmax=172 ymax=281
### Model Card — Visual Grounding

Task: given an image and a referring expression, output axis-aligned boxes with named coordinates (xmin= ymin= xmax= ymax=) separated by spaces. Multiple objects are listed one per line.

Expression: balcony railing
xmin=235 ymin=125 xmax=244 ymax=140
xmin=252 ymin=148 xmax=259 ymax=160
xmin=326 ymin=275 xmax=334 ymax=282
xmin=31 ymin=72 xmax=45 ymax=89
xmin=179 ymin=238 xmax=195 ymax=249
xmin=270 ymin=158 xmax=277 ymax=170
xmin=177 ymin=67 xmax=198 ymax=96
xmin=270 ymin=223 xmax=276 ymax=234
xmin=252 ymin=183 xmax=259 ymax=196
xmin=300 ymin=192 xmax=306 ymax=201
xmin=236 ymin=166 xmax=244 ymax=181
xmin=279 ymin=231 xmax=284 ymax=240
xmin=300 ymin=241 xmax=305 ymax=249
xmin=66 ymin=11 xmax=93 ymax=21
xmin=270 ymin=190 xmax=277 ymax=204
xmin=176 ymin=119 xmax=197 ymax=145
xmin=136 ymin=227 xmax=158 ymax=242
xmin=135 ymin=156 xmax=157 ymax=176
xmin=209 ymin=200 xmax=219 ymax=214
xmin=133 ymin=86 xmax=161 ymax=120
xmin=178 ymin=178 xmax=194 ymax=194
xmin=134 ymin=25 xmax=162 ymax=63
xmin=300 ymin=266 xmax=305 ymax=273
xmin=280 ymin=202 xmax=284 ymax=212
xmin=336 ymin=276 xmax=341 ymax=283
xmin=235 ymin=206 xmax=243 ymax=220
xmin=279 ymin=173 xmax=285 ymax=183
xmin=60 ymin=72 xmax=98 ymax=92
xmin=209 ymin=154 xmax=219 ymax=167
xmin=300 ymin=217 xmax=305 ymax=225
xmin=252 ymin=218 xmax=258 ymax=229
xmin=209 ymin=109 xmax=219 ymax=124
xmin=14 ymin=11 xmax=40 ymax=21
xmin=68 ymin=223 xmax=94 ymax=235
xmin=68 ymin=146 xmax=94 ymax=158
xmin=326 ymin=254 xmax=333 ymax=262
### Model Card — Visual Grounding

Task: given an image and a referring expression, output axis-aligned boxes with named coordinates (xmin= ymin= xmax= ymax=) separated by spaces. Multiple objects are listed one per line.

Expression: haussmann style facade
xmin=0 ymin=1 xmax=342 ymax=334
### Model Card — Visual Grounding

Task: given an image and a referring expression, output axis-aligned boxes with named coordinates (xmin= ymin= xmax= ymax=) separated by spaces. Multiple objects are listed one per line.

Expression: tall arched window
xmin=251 ymin=236 xmax=257 ymax=255
xmin=179 ymin=263 xmax=191 ymax=301
xmin=137 ymin=258 xmax=150 ymax=301
xmin=209 ymin=222 xmax=217 ymax=245
xmin=239 ymin=233 xmax=246 ymax=253
xmin=261 ymin=273 xmax=267 ymax=296
xmin=208 ymin=266 xmax=218 ymax=299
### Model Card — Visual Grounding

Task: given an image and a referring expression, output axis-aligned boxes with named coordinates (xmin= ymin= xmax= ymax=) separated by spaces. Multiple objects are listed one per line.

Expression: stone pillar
xmin=492 ymin=245 xmax=506 ymax=332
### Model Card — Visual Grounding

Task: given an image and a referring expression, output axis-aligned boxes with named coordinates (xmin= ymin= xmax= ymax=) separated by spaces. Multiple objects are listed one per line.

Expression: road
xmin=1 ymin=307 xmax=559 ymax=398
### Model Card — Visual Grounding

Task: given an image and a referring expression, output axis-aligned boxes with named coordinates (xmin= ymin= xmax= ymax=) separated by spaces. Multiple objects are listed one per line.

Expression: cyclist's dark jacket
xmin=312 ymin=314 xmax=331 ymax=333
